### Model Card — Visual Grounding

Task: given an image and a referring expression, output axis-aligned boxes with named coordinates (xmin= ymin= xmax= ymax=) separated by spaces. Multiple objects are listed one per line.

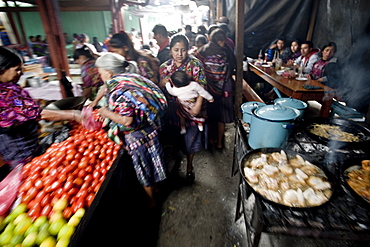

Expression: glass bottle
xmin=258 ymin=49 xmax=263 ymax=61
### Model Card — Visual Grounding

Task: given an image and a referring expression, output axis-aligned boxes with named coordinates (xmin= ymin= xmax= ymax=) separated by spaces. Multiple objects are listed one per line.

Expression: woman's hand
xmin=89 ymin=100 xmax=98 ymax=108
xmin=98 ymin=107 xmax=133 ymax=126
xmin=41 ymin=109 xmax=82 ymax=123
xmin=97 ymin=107 xmax=110 ymax=119
xmin=159 ymin=77 xmax=170 ymax=88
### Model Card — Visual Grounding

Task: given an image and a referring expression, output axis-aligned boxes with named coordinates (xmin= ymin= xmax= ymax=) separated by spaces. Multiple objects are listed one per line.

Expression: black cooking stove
xmin=233 ymin=118 xmax=370 ymax=246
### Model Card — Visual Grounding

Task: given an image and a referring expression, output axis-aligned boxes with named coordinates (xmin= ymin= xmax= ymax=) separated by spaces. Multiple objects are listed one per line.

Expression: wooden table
xmin=248 ymin=63 xmax=335 ymax=117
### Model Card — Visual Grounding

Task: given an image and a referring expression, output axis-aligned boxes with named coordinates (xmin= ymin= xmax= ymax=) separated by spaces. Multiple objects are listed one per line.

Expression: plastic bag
xmin=81 ymin=106 xmax=102 ymax=131
xmin=0 ymin=164 xmax=23 ymax=216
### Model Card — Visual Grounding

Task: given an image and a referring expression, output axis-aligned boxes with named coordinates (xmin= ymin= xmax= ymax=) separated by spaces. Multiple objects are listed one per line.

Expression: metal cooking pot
xmin=240 ymin=101 xmax=266 ymax=124
xmin=248 ymin=104 xmax=300 ymax=149
xmin=274 ymin=97 xmax=308 ymax=120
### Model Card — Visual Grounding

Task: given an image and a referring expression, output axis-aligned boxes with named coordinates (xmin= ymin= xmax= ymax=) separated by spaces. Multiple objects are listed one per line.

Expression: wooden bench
xmin=233 ymin=75 xmax=265 ymax=103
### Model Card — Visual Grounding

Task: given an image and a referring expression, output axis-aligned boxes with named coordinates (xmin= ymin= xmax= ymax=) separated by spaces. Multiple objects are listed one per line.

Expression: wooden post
xmin=235 ymin=0 xmax=244 ymax=119
xmin=12 ymin=1 xmax=33 ymax=56
xmin=36 ymin=0 xmax=70 ymax=98
xmin=3 ymin=1 xmax=21 ymax=44
xmin=306 ymin=0 xmax=319 ymax=41
xmin=216 ymin=0 xmax=223 ymax=19
xmin=209 ymin=0 xmax=215 ymax=24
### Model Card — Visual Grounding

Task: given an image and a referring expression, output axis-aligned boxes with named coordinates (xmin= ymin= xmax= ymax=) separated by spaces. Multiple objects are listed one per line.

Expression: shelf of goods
xmin=0 ymin=123 xmax=124 ymax=247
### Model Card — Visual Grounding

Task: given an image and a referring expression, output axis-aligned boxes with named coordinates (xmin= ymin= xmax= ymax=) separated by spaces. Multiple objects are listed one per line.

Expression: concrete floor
xmin=74 ymin=104 xmax=370 ymax=246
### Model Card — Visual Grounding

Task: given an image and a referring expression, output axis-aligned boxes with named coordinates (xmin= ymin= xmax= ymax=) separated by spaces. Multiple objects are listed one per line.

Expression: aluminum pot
xmin=248 ymin=104 xmax=300 ymax=149
xmin=274 ymin=97 xmax=308 ymax=120
xmin=240 ymin=101 xmax=266 ymax=124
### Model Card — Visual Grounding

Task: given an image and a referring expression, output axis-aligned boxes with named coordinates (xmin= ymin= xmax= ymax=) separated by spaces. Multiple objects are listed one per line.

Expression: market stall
xmin=0 ymin=119 xmax=124 ymax=246
xmin=234 ymin=117 xmax=370 ymax=246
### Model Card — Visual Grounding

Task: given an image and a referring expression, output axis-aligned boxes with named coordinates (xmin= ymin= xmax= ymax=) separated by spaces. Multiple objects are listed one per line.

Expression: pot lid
xmin=274 ymin=97 xmax=308 ymax=110
xmin=254 ymin=104 xmax=300 ymax=121
xmin=241 ymin=101 xmax=266 ymax=113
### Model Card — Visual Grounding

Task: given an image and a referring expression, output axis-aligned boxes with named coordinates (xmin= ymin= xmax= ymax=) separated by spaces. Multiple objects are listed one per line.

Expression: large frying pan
xmin=300 ymin=117 xmax=370 ymax=149
xmin=239 ymin=148 xmax=335 ymax=209
xmin=339 ymin=157 xmax=370 ymax=208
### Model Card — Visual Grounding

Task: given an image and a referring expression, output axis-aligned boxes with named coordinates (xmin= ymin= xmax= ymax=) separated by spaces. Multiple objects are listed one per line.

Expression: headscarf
xmin=103 ymin=73 xmax=167 ymax=144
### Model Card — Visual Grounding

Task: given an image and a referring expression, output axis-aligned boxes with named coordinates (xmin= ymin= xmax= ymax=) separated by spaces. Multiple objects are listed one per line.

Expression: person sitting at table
xmin=286 ymin=38 xmax=302 ymax=63
xmin=287 ymin=40 xmax=320 ymax=75
xmin=309 ymin=42 xmax=341 ymax=87
xmin=266 ymin=37 xmax=291 ymax=63
xmin=73 ymin=46 xmax=104 ymax=101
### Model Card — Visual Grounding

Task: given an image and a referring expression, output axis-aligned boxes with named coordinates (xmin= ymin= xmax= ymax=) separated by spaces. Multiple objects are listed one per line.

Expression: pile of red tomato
xmin=19 ymin=125 xmax=121 ymax=221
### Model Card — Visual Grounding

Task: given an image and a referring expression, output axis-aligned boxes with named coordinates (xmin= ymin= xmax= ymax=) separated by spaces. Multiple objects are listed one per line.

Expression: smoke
xmin=337 ymin=33 xmax=370 ymax=113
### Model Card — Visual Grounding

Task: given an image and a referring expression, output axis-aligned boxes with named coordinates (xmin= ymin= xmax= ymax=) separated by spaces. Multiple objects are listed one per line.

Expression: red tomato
xmin=74 ymin=153 xmax=83 ymax=161
xmin=92 ymin=170 xmax=101 ymax=180
xmin=44 ymin=176 xmax=56 ymax=187
xmin=40 ymin=194 xmax=51 ymax=207
xmin=68 ymin=187 xmax=79 ymax=197
xmin=55 ymin=187 xmax=64 ymax=197
xmin=63 ymin=180 xmax=74 ymax=191
xmin=58 ymin=173 xmax=67 ymax=183
xmin=105 ymin=148 xmax=113 ymax=155
xmin=77 ymin=169 xmax=87 ymax=178
xmin=48 ymin=168 xmax=58 ymax=177
xmin=86 ymin=193 xmax=95 ymax=207
xmin=70 ymin=196 xmax=77 ymax=205
xmin=50 ymin=181 xmax=62 ymax=191
xmin=35 ymin=190 xmax=47 ymax=201
xmin=76 ymin=189 xmax=88 ymax=199
xmin=85 ymin=166 xmax=93 ymax=174
xmin=100 ymin=168 xmax=107 ymax=176
xmin=78 ymin=160 xmax=88 ymax=169
xmin=27 ymin=199 xmax=39 ymax=210
xmin=63 ymin=207 xmax=73 ymax=219
xmin=65 ymin=152 xmax=76 ymax=161
xmin=77 ymin=146 xmax=85 ymax=153
xmin=71 ymin=197 xmax=85 ymax=213
xmin=40 ymin=204 xmax=52 ymax=216
xmin=26 ymin=187 xmax=39 ymax=201
xmin=73 ymin=177 xmax=84 ymax=186
xmin=89 ymin=156 xmax=97 ymax=165
xmin=28 ymin=206 xmax=41 ymax=218
xmin=93 ymin=146 xmax=101 ymax=155
xmin=51 ymin=195 xmax=61 ymax=206
xmin=19 ymin=180 xmax=33 ymax=193
xmin=98 ymin=152 xmax=106 ymax=160
xmin=84 ymin=174 xmax=93 ymax=182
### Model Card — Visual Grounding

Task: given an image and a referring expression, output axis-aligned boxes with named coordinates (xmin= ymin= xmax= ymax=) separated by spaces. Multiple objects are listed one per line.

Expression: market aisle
xmin=156 ymin=123 xmax=247 ymax=246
